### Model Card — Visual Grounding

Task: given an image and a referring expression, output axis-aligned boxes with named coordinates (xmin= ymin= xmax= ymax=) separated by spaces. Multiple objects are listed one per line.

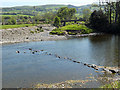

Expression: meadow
xmin=1 ymin=24 xmax=38 ymax=29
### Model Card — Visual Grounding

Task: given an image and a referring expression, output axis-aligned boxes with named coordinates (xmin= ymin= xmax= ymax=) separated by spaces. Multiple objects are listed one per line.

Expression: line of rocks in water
xmin=16 ymin=48 xmax=119 ymax=74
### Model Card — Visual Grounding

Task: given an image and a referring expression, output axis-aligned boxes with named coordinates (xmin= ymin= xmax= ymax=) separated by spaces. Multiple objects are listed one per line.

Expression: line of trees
xmin=89 ymin=1 xmax=120 ymax=33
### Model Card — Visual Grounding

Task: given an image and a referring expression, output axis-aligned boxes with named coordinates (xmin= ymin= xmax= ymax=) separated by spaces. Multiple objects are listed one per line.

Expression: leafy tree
xmin=89 ymin=10 xmax=109 ymax=31
xmin=57 ymin=7 xmax=76 ymax=20
xmin=83 ymin=8 xmax=91 ymax=21
xmin=53 ymin=16 xmax=61 ymax=27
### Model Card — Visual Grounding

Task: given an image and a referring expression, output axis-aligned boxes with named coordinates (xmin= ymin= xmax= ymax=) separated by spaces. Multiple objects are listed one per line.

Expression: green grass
xmin=50 ymin=24 xmax=93 ymax=35
xmin=1 ymin=24 xmax=38 ymax=29
xmin=101 ymin=81 xmax=120 ymax=88
xmin=1 ymin=15 xmax=34 ymax=17
xmin=60 ymin=24 xmax=91 ymax=31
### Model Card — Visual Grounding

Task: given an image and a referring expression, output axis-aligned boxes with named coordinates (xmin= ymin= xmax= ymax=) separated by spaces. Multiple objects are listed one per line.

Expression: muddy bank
xmin=0 ymin=24 xmax=67 ymax=44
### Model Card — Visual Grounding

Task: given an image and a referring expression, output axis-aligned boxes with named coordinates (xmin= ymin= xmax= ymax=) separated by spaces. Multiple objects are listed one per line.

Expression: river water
xmin=2 ymin=34 xmax=119 ymax=88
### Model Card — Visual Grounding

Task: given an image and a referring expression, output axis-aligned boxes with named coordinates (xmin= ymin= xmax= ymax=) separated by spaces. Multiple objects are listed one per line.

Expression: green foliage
xmin=53 ymin=16 xmax=61 ymax=27
xmin=89 ymin=10 xmax=109 ymax=31
xmin=50 ymin=24 xmax=93 ymax=35
xmin=82 ymin=8 xmax=91 ymax=21
xmin=49 ymin=29 xmax=64 ymax=35
xmin=7 ymin=17 xmax=17 ymax=25
xmin=68 ymin=32 xmax=77 ymax=35
xmin=60 ymin=24 xmax=92 ymax=32
xmin=57 ymin=7 xmax=77 ymax=20
xmin=30 ymin=30 xmax=34 ymax=34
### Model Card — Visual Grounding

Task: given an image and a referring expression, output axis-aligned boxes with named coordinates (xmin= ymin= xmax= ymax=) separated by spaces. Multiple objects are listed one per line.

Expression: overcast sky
xmin=1 ymin=0 xmax=99 ymax=7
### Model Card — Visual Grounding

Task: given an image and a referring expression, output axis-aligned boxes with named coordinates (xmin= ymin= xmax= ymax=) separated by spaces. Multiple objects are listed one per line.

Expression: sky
xmin=1 ymin=0 xmax=99 ymax=7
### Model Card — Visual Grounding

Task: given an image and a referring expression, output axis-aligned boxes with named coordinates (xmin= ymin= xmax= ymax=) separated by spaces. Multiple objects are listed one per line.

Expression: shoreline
xmin=0 ymin=25 xmax=101 ymax=45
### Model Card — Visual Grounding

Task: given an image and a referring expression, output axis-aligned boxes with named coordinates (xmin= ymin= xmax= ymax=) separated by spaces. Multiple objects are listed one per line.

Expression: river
xmin=2 ymin=34 xmax=119 ymax=88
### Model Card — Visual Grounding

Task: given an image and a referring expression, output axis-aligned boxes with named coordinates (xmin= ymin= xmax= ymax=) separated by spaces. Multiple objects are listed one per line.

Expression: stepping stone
xmin=29 ymin=48 xmax=32 ymax=50
xmin=73 ymin=61 xmax=77 ymax=62
xmin=109 ymin=69 xmax=118 ymax=73
xmin=16 ymin=51 xmax=20 ymax=53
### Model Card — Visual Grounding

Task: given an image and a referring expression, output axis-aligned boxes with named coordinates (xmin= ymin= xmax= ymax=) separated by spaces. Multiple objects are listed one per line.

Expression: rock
xmin=29 ymin=48 xmax=32 ymax=50
xmin=69 ymin=58 xmax=72 ymax=60
xmin=16 ymin=51 xmax=20 ymax=53
xmin=32 ymin=52 xmax=35 ymax=54
xmin=57 ymin=56 xmax=61 ymax=58
xmin=103 ymin=68 xmax=112 ymax=73
xmin=64 ymin=57 xmax=67 ymax=59
xmin=91 ymin=64 xmax=97 ymax=68
xmin=73 ymin=61 xmax=77 ymax=62
xmin=34 ymin=50 xmax=38 ymax=52
xmin=77 ymin=62 xmax=80 ymax=63
xmin=26 ymin=37 xmax=29 ymax=39
xmin=49 ymin=53 xmax=52 ymax=55
xmin=86 ymin=64 xmax=91 ymax=67
xmin=94 ymin=67 xmax=98 ymax=70
xmin=84 ymin=63 xmax=87 ymax=65
xmin=109 ymin=69 xmax=118 ymax=73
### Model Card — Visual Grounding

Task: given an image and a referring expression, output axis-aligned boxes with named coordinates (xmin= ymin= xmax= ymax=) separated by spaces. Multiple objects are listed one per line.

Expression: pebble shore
xmin=0 ymin=24 xmax=67 ymax=44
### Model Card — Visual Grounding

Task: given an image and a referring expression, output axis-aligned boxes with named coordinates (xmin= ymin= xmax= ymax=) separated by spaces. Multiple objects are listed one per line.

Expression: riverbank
xmin=0 ymin=24 xmax=67 ymax=44
xmin=0 ymin=24 xmax=100 ymax=45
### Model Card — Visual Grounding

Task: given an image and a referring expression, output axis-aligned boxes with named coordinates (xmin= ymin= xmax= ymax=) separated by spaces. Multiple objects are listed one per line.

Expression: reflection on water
xmin=2 ymin=34 xmax=119 ymax=88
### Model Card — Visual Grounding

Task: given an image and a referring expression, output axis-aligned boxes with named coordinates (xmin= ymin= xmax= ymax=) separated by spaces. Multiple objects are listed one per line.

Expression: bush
xmin=50 ymin=24 xmax=93 ymax=35
xmin=50 ymin=30 xmax=64 ymax=35
xmin=68 ymin=32 xmax=77 ymax=35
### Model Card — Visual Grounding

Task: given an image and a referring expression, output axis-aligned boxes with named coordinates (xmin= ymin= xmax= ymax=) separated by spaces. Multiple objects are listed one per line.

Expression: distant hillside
xmin=1 ymin=4 xmax=99 ymax=16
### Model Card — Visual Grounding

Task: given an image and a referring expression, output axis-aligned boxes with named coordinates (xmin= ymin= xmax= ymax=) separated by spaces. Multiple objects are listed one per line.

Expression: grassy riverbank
xmin=50 ymin=24 xmax=93 ymax=35
xmin=0 ymin=24 xmax=38 ymax=29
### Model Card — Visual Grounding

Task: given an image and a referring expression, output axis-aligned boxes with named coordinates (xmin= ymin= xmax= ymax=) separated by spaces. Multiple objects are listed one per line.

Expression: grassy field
xmin=0 ymin=24 xmax=38 ymax=29
xmin=1 ymin=14 xmax=34 ymax=17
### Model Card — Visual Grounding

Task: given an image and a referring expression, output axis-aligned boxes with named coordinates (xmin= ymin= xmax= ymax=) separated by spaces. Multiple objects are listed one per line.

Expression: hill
xmin=1 ymin=4 xmax=99 ymax=16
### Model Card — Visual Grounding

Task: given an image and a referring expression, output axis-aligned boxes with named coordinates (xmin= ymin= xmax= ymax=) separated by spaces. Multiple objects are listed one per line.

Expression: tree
xmin=53 ymin=16 xmax=61 ymax=27
xmin=57 ymin=7 xmax=77 ymax=20
xmin=89 ymin=10 xmax=109 ymax=31
xmin=83 ymin=8 xmax=91 ymax=21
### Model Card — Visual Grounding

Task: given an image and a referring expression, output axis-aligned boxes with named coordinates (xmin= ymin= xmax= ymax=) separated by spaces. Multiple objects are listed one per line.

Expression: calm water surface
xmin=2 ymin=34 xmax=119 ymax=88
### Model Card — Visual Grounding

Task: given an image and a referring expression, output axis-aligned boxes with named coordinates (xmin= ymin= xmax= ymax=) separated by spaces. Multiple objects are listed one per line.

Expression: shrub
xmin=50 ymin=30 xmax=64 ymax=35
xmin=68 ymin=32 xmax=77 ymax=35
